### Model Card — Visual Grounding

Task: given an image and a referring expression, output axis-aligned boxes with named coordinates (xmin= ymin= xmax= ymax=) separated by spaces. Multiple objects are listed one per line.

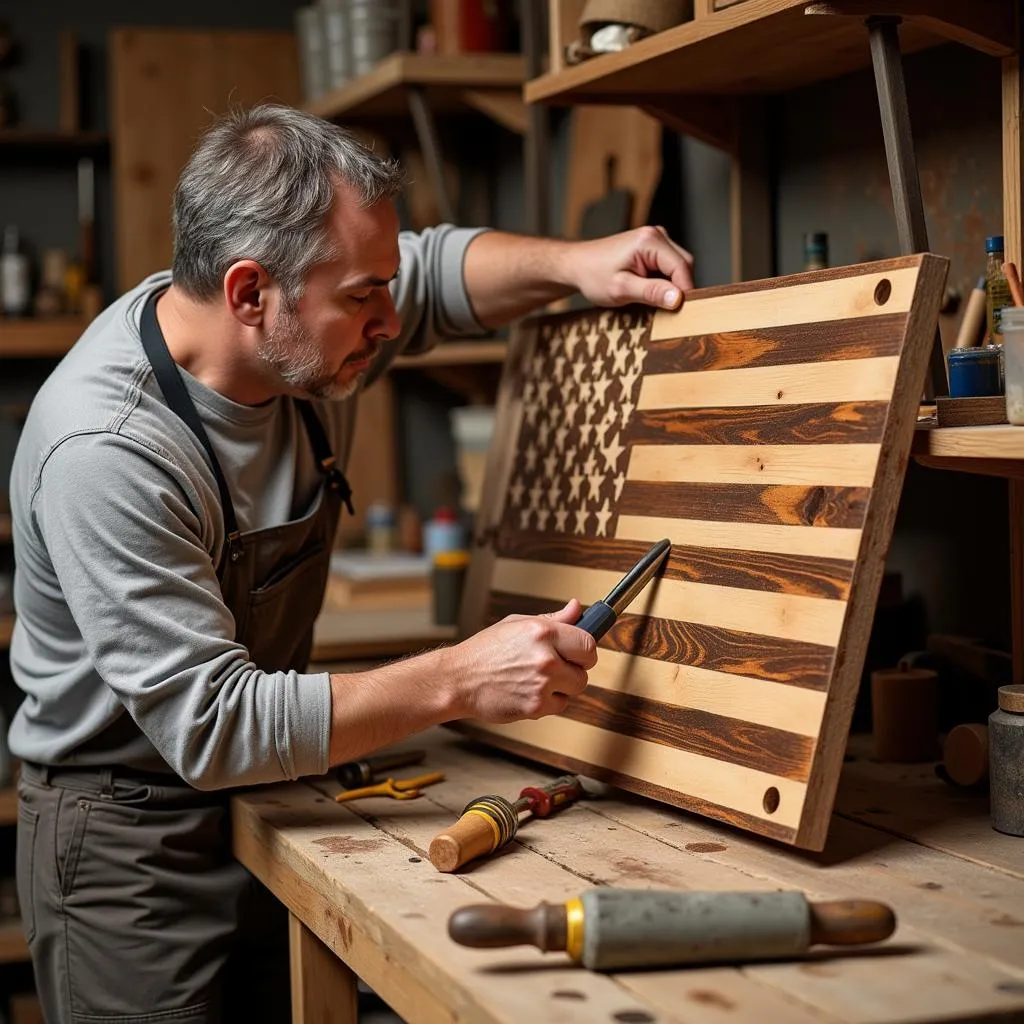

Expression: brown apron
xmin=17 ymin=289 xmax=351 ymax=1023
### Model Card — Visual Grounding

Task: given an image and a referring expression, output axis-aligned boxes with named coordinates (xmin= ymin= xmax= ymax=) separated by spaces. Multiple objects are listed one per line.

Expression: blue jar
xmin=947 ymin=345 xmax=1003 ymax=398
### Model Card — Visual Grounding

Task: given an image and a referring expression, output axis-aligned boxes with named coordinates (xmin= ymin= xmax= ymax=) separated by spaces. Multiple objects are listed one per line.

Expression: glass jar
xmin=947 ymin=345 xmax=1003 ymax=398
xmin=985 ymin=235 xmax=1013 ymax=344
xmin=1002 ymin=306 xmax=1024 ymax=424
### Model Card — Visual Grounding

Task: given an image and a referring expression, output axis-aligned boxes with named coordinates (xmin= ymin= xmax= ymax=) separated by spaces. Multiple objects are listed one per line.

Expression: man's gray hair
xmin=172 ymin=103 xmax=405 ymax=302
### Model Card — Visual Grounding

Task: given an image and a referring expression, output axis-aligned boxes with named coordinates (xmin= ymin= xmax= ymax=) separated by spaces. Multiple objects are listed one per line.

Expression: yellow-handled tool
xmin=335 ymin=770 xmax=445 ymax=802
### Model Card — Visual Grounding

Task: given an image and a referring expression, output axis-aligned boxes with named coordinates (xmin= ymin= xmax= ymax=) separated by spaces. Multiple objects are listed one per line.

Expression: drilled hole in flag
xmin=763 ymin=787 xmax=780 ymax=814
xmin=874 ymin=279 xmax=892 ymax=306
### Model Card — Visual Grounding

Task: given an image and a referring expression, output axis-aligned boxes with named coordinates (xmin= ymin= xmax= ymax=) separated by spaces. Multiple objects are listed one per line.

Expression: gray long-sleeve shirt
xmin=8 ymin=224 xmax=485 ymax=789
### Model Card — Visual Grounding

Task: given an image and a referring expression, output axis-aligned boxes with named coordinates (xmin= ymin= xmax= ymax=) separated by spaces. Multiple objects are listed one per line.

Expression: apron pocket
xmin=251 ymin=541 xmax=325 ymax=599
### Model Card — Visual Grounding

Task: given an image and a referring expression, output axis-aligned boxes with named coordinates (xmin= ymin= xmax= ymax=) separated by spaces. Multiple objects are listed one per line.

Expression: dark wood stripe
xmin=623 ymin=401 xmax=888 ymax=446
xmin=446 ymin=722 xmax=798 ymax=845
xmin=486 ymin=592 xmax=834 ymax=691
xmin=563 ymin=688 xmax=813 ymax=782
xmin=618 ymin=481 xmax=869 ymax=529
xmin=494 ymin=532 xmax=853 ymax=600
xmin=645 ymin=314 xmax=906 ymax=372
xmin=666 ymin=255 xmax=921 ymax=302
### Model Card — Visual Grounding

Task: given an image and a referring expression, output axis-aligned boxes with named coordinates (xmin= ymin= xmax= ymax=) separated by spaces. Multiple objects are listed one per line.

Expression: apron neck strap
xmin=295 ymin=401 xmax=355 ymax=515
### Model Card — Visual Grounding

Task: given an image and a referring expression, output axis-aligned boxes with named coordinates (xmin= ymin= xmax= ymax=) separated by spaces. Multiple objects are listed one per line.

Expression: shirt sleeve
xmin=363 ymin=224 xmax=491 ymax=383
xmin=30 ymin=431 xmax=332 ymax=790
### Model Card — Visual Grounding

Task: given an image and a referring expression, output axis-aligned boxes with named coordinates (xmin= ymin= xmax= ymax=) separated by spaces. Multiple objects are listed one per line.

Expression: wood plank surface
xmin=236 ymin=729 xmax=1024 ymax=1024
xmin=289 ymin=913 xmax=358 ymax=1024
xmin=465 ymin=255 xmax=949 ymax=850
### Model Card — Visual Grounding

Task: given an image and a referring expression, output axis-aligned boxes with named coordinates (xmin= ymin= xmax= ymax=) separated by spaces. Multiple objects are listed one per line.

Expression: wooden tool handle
xmin=809 ymin=900 xmax=896 ymax=945
xmin=428 ymin=812 xmax=499 ymax=872
xmin=448 ymin=902 xmax=567 ymax=952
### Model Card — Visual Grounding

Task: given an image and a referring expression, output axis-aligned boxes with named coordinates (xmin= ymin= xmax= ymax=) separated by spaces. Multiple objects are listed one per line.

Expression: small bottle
xmin=803 ymin=232 xmax=828 ymax=272
xmin=985 ymin=235 xmax=1013 ymax=345
xmin=1 ymin=224 xmax=31 ymax=317
xmin=423 ymin=507 xmax=466 ymax=561
xmin=365 ymin=501 xmax=396 ymax=554
xmin=432 ymin=549 xmax=470 ymax=627
xmin=989 ymin=684 xmax=1024 ymax=836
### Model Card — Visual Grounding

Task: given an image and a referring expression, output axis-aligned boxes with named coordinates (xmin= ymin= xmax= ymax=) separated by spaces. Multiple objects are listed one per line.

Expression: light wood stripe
xmin=649 ymin=266 xmax=918 ymax=341
xmin=590 ymin=648 xmax=828 ymax=737
xmin=626 ymin=443 xmax=881 ymax=487
xmin=493 ymin=559 xmax=846 ymax=646
xmin=637 ymin=356 xmax=900 ymax=411
xmin=615 ymin=514 xmax=863 ymax=559
xmin=480 ymin=716 xmax=806 ymax=829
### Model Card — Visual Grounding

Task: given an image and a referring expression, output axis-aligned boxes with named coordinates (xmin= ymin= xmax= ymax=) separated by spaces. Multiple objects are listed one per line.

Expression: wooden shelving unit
xmin=0 ymin=129 xmax=109 ymax=155
xmin=2 ymin=317 xmax=87 ymax=358
xmin=528 ymin=1 xmax=1014 ymax=111
xmin=307 ymin=52 xmax=526 ymax=122
xmin=394 ymin=340 xmax=506 ymax=368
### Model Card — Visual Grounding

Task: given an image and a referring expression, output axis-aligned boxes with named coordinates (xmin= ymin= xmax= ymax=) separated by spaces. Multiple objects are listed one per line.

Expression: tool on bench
xmin=574 ymin=538 xmax=670 ymax=640
xmin=448 ymin=889 xmax=897 ymax=970
xmin=335 ymin=770 xmax=445 ymax=803
xmin=429 ymin=775 xmax=583 ymax=872
xmin=335 ymin=749 xmax=426 ymax=789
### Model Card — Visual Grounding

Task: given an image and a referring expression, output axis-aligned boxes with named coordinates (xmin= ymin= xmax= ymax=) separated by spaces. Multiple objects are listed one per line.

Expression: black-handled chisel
xmin=574 ymin=538 xmax=671 ymax=640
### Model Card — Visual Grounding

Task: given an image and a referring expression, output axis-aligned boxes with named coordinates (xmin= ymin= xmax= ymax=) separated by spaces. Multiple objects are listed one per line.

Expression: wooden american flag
xmin=456 ymin=254 xmax=948 ymax=851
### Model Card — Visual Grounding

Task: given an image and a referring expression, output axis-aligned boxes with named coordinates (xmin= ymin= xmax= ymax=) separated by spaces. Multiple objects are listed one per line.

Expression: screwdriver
xmin=574 ymin=538 xmax=670 ymax=640
xmin=429 ymin=775 xmax=583 ymax=872
xmin=448 ymin=888 xmax=897 ymax=970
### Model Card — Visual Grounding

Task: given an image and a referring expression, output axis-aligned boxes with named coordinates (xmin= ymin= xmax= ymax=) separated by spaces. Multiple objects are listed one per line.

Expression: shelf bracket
xmin=867 ymin=14 xmax=948 ymax=399
xmin=406 ymin=87 xmax=456 ymax=224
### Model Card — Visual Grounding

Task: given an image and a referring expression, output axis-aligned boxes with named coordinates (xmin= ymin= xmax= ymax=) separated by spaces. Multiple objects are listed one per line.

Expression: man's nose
xmin=369 ymin=290 xmax=401 ymax=341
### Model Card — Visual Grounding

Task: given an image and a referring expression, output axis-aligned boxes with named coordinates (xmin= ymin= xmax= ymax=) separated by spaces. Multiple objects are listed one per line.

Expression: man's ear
xmin=223 ymin=260 xmax=272 ymax=326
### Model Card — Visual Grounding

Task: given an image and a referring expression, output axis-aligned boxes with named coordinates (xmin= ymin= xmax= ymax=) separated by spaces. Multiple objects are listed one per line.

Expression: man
xmin=9 ymin=104 xmax=694 ymax=1022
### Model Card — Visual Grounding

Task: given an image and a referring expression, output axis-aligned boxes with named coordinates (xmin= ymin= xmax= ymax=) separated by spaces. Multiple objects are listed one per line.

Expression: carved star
xmin=564 ymin=398 xmax=580 ymax=425
xmin=594 ymin=499 xmax=613 ymax=537
xmin=574 ymin=507 xmax=590 ymax=534
xmin=537 ymin=379 xmax=552 ymax=408
xmin=612 ymin=340 xmax=630 ymax=376
xmin=583 ymin=451 xmax=597 ymax=477
xmin=524 ymin=403 xmax=539 ymax=428
xmin=525 ymin=443 xmax=538 ymax=473
xmin=588 ymin=471 xmax=605 ymax=502
xmin=601 ymin=430 xmax=624 ymax=470
xmin=619 ymin=398 xmax=635 ymax=427
xmin=509 ymin=478 xmax=525 ymax=507
xmin=553 ymin=355 xmax=567 ymax=383
xmin=579 ymin=422 xmax=594 ymax=447
xmin=572 ymin=359 xmax=587 ymax=386
xmin=536 ymin=507 xmax=550 ymax=531
xmin=563 ymin=325 xmax=580 ymax=358
xmin=554 ymin=508 xmax=569 ymax=532
xmin=614 ymin=473 xmax=627 ymax=500
xmin=547 ymin=478 xmax=562 ymax=508
xmin=529 ymin=483 xmax=544 ymax=510
xmin=592 ymin=377 xmax=611 ymax=407
xmin=568 ymin=472 xmax=585 ymax=503
xmin=578 ymin=379 xmax=593 ymax=404
xmin=555 ymin=424 xmax=570 ymax=452
xmin=519 ymin=507 xmax=532 ymax=530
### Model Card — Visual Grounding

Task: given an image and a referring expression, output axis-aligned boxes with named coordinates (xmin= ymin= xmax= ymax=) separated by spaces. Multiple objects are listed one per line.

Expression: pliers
xmin=335 ymin=770 xmax=445 ymax=803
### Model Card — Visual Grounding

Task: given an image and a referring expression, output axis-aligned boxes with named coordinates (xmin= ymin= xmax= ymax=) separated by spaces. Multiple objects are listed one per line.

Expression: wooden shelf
xmin=1 ymin=317 xmax=87 ymax=358
xmin=0 ymin=514 xmax=10 ymax=544
xmin=0 ymin=129 xmax=109 ymax=154
xmin=0 ymin=789 xmax=17 ymax=827
xmin=0 ymin=921 xmax=30 ymax=965
xmin=307 ymin=52 xmax=526 ymax=122
xmin=394 ymin=340 xmax=507 ymax=368
xmin=0 ymin=616 xmax=13 ymax=649
xmin=526 ymin=0 xmax=1015 ymax=113
xmin=912 ymin=423 xmax=1024 ymax=477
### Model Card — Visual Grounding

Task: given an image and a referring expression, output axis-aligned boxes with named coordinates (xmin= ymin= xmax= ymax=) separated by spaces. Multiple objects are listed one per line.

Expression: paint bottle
xmin=432 ymin=549 xmax=469 ymax=627
xmin=803 ymin=232 xmax=828 ymax=272
xmin=989 ymin=684 xmax=1024 ymax=836
xmin=946 ymin=345 xmax=1003 ymax=398
xmin=423 ymin=507 xmax=466 ymax=561
xmin=985 ymin=235 xmax=1013 ymax=345
xmin=1 ymin=225 xmax=30 ymax=317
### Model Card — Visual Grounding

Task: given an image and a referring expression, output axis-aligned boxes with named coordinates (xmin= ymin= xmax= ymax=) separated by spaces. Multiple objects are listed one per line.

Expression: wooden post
xmin=289 ymin=913 xmax=359 ymax=1024
xmin=867 ymin=14 xmax=948 ymax=399
xmin=523 ymin=0 xmax=550 ymax=236
xmin=730 ymin=97 xmax=773 ymax=283
xmin=548 ymin=0 xmax=587 ymax=75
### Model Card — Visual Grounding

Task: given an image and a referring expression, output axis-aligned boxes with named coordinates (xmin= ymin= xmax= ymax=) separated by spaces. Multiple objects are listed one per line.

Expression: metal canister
xmin=989 ymin=684 xmax=1024 ymax=836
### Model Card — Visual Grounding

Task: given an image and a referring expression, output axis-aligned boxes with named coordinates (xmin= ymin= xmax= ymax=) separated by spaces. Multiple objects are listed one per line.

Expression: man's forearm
xmin=327 ymin=646 xmax=464 ymax=765
xmin=463 ymin=231 xmax=577 ymax=328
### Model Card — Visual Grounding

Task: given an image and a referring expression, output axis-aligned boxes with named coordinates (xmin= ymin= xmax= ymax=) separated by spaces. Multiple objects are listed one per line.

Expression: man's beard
xmin=256 ymin=302 xmax=367 ymax=401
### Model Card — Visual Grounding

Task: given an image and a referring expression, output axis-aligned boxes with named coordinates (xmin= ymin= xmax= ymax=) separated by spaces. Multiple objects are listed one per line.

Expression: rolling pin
xmin=448 ymin=889 xmax=896 ymax=970
xmin=429 ymin=775 xmax=583 ymax=872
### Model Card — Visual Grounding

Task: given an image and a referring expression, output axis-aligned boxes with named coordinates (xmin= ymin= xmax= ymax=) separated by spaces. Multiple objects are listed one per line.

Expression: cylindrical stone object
xmin=578 ymin=889 xmax=811 ymax=970
xmin=990 ymin=684 xmax=1024 ymax=836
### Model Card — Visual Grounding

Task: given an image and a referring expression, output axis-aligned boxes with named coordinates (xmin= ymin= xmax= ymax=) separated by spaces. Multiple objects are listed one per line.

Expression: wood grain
xmin=627 ymin=442 xmax=881 ymax=487
xmin=638 ymin=357 xmax=899 ymax=410
xmin=487 ymin=591 xmax=835 ymax=691
xmin=645 ymin=314 xmax=907 ymax=374
xmin=563 ymin=688 xmax=816 ymax=782
xmin=476 ymin=716 xmax=807 ymax=830
xmin=649 ymin=267 xmax=919 ymax=341
xmin=494 ymin=531 xmax=854 ymax=600
xmin=624 ymin=401 xmax=889 ymax=446
xmin=493 ymin=559 xmax=846 ymax=646
xmin=618 ymin=480 xmax=868 ymax=527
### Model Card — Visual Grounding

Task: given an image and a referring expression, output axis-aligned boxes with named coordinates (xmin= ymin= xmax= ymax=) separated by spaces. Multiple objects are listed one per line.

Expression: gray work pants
xmin=16 ymin=763 xmax=290 ymax=1024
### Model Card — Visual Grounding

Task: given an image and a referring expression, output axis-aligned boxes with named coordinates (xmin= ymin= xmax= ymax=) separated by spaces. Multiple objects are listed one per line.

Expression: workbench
xmin=231 ymin=726 xmax=1024 ymax=1024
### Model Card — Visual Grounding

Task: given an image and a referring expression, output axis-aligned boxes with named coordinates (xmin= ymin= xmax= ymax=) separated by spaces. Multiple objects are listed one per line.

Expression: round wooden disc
xmin=997 ymin=684 xmax=1024 ymax=714
xmin=942 ymin=724 xmax=989 ymax=786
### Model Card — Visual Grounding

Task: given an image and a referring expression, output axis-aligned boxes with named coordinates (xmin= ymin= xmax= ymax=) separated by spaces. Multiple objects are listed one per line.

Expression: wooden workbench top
xmin=232 ymin=728 xmax=1024 ymax=1024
